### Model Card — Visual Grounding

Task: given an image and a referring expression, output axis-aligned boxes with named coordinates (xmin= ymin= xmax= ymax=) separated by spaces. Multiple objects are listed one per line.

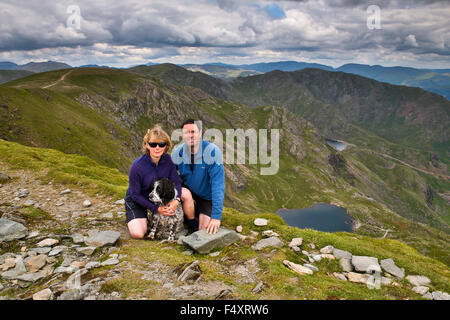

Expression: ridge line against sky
xmin=0 ymin=0 xmax=449 ymax=69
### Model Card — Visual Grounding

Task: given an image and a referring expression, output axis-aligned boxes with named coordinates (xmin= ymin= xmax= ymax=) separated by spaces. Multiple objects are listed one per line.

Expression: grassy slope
xmin=0 ymin=68 xmax=449 ymax=266
xmin=0 ymin=138 xmax=449 ymax=300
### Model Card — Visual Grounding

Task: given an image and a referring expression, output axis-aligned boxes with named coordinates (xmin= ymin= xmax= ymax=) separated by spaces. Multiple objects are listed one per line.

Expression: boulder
xmin=288 ymin=238 xmax=303 ymax=248
xmin=1 ymin=257 xmax=27 ymax=280
xmin=320 ymin=245 xmax=334 ymax=254
xmin=406 ymin=275 xmax=431 ymax=287
xmin=253 ymin=218 xmax=268 ymax=226
xmin=412 ymin=286 xmax=430 ymax=295
xmin=251 ymin=236 xmax=283 ymax=251
xmin=431 ymin=291 xmax=450 ymax=300
xmin=339 ymin=258 xmax=353 ymax=272
xmin=25 ymin=255 xmax=47 ymax=272
xmin=333 ymin=248 xmax=352 ymax=260
xmin=33 ymin=288 xmax=53 ymax=300
xmin=37 ymin=238 xmax=59 ymax=247
xmin=182 ymin=228 xmax=240 ymax=254
xmin=282 ymin=260 xmax=313 ymax=275
xmin=351 ymin=256 xmax=381 ymax=273
xmin=262 ymin=230 xmax=279 ymax=238
xmin=0 ymin=219 xmax=28 ymax=242
xmin=84 ymin=230 xmax=120 ymax=247
xmin=380 ymin=258 xmax=405 ymax=279
xmin=347 ymin=272 xmax=371 ymax=284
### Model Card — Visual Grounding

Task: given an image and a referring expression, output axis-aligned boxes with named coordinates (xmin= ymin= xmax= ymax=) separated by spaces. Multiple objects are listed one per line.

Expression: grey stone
xmin=16 ymin=272 xmax=46 ymax=282
xmin=333 ymin=272 xmax=347 ymax=281
xmin=17 ymin=189 xmax=29 ymax=198
xmin=431 ymin=291 xmax=450 ymax=300
xmin=1 ymin=257 xmax=27 ymax=280
xmin=114 ymin=199 xmax=125 ymax=205
xmin=381 ymin=277 xmax=392 ymax=285
xmin=253 ymin=218 xmax=268 ymax=226
xmin=36 ymin=238 xmax=59 ymax=247
xmin=252 ymin=282 xmax=265 ymax=294
xmin=82 ymin=200 xmax=92 ymax=207
xmin=101 ymin=258 xmax=120 ymax=266
xmin=23 ymin=199 xmax=37 ymax=207
xmin=30 ymin=247 xmax=52 ymax=254
xmin=312 ymin=254 xmax=322 ymax=262
xmin=422 ymin=292 xmax=433 ymax=300
xmin=282 ymin=260 xmax=313 ymax=275
xmin=351 ymin=256 xmax=381 ymax=273
xmin=100 ymin=212 xmax=114 ymax=219
xmin=262 ymin=230 xmax=279 ymax=238
xmin=347 ymin=272 xmax=371 ymax=284
xmin=85 ymin=261 xmax=100 ymax=269
xmin=57 ymin=288 xmax=83 ymax=300
xmin=303 ymin=264 xmax=319 ymax=272
xmin=84 ymin=230 xmax=120 ymax=247
xmin=333 ymin=248 xmax=352 ymax=260
xmin=60 ymin=189 xmax=72 ymax=195
xmin=412 ymin=286 xmax=430 ymax=295
xmin=0 ymin=218 xmax=28 ymax=242
xmin=251 ymin=236 xmax=283 ymax=251
xmin=320 ymin=245 xmax=334 ymax=254
xmin=236 ymin=225 xmax=243 ymax=233
xmin=175 ymin=260 xmax=202 ymax=282
xmin=339 ymin=258 xmax=353 ymax=272
xmin=33 ymin=288 xmax=53 ymax=300
xmin=182 ymin=228 xmax=240 ymax=254
xmin=25 ymin=255 xmax=47 ymax=272
xmin=288 ymin=238 xmax=303 ymax=248
xmin=48 ymin=248 xmax=65 ymax=256
xmin=406 ymin=275 xmax=431 ymax=287
xmin=54 ymin=266 xmax=77 ymax=274
xmin=380 ymin=258 xmax=405 ymax=279
xmin=76 ymin=246 xmax=97 ymax=256
xmin=71 ymin=233 xmax=85 ymax=244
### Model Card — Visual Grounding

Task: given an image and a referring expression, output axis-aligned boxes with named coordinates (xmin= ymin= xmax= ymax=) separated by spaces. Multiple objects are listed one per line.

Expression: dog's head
xmin=148 ymin=178 xmax=177 ymax=206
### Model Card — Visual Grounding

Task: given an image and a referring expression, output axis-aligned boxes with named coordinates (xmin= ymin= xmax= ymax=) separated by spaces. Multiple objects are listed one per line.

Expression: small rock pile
xmin=247 ymin=218 xmax=450 ymax=300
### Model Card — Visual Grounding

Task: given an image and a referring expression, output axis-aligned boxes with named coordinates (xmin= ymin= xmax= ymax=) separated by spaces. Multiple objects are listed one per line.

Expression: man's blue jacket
xmin=172 ymin=140 xmax=225 ymax=220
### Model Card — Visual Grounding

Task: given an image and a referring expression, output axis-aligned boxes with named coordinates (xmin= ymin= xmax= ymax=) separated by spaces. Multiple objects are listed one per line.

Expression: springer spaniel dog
xmin=148 ymin=178 xmax=184 ymax=241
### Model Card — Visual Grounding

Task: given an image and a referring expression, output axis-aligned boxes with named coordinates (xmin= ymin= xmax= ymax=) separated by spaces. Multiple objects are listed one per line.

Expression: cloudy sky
xmin=0 ymin=0 xmax=449 ymax=68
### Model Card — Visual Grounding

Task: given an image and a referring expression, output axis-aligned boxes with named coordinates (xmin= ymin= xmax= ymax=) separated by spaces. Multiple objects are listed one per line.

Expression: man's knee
xmin=129 ymin=229 xmax=145 ymax=239
xmin=181 ymin=187 xmax=193 ymax=201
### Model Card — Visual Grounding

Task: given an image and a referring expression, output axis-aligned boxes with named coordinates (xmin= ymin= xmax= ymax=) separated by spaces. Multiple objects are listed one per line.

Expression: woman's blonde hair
xmin=142 ymin=125 xmax=172 ymax=156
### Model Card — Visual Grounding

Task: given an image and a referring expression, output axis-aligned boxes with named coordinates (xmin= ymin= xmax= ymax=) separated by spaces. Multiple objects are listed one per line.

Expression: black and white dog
xmin=148 ymin=178 xmax=184 ymax=241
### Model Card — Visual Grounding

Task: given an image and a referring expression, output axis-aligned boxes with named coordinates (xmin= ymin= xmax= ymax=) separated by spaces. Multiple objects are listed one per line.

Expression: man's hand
xmin=206 ymin=218 xmax=221 ymax=235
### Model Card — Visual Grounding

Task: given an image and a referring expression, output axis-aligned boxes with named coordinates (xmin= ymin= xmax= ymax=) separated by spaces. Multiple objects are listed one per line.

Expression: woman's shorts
xmin=124 ymin=194 xmax=148 ymax=223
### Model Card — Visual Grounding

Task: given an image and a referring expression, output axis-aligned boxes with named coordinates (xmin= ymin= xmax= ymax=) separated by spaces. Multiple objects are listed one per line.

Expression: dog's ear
xmin=160 ymin=179 xmax=175 ymax=204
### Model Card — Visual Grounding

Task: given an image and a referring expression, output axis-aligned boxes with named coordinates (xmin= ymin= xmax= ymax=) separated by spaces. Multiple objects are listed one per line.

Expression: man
xmin=172 ymin=119 xmax=225 ymax=235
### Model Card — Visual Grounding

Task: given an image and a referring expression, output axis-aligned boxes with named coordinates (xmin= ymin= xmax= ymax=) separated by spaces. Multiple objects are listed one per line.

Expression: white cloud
xmin=0 ymin=0 xmax=448 ymax=68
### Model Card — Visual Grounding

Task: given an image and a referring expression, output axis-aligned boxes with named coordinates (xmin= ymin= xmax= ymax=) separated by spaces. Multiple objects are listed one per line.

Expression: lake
xmin=325 ymin=138 xmax=347 ymax=151
xmin=276 ymin=203 xmax=353 ymax=233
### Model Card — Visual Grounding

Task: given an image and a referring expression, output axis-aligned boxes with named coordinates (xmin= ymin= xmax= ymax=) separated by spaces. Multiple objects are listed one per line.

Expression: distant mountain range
xmin=1 ymin=60 xmax=449 ymax=100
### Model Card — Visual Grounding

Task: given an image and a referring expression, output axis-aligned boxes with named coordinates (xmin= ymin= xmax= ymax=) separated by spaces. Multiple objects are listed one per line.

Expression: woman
xmin=125 ymin=125 xmax=182 ymax=239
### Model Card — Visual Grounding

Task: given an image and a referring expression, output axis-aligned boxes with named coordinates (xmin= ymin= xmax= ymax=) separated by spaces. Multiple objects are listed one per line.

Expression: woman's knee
xmin=127 ymin=219 xmax=147 ymax=239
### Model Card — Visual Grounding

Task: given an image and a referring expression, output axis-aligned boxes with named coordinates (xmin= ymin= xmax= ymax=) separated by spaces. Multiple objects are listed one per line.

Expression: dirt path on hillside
xmin=42 ymin=70 xmax=73 ymax=89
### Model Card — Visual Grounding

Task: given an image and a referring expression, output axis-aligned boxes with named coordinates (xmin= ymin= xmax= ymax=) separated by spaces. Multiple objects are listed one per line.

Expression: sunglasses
xmin=148 ymin=142 xmax=167 ymax=148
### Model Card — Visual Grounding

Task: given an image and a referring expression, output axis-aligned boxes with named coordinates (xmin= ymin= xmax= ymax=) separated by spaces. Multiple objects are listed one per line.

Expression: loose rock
xmin=282 ymin=260 xmax=313 ymax=275
xmin=351 ymin=256 xmax=381 ymax=273
xmin=182 ymin=228 xmax=240 ymax=254
xmin=253 ymin=218 xmax=268 ymax=226
xmin=33 ymin=288 xmax=53 ymax=300
xmin=84 ymin=230 xmax=120 ymax=247
xmin=406 ymin=275 xmax=431 ymax=287
xmin=251 ymin=236 xmax=283 ymax=251
xmin=0 ymin=219 xmax=28 ymax=242
xmin=380 ymin=258 xmax=405 ymax=279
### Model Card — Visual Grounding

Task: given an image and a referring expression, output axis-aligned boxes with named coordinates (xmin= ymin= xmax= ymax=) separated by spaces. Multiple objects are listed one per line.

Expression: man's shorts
xmin=124 ymin=194 xmax=148 ymax=223
xmin=191 ymin=191 xmax=212 ymax=218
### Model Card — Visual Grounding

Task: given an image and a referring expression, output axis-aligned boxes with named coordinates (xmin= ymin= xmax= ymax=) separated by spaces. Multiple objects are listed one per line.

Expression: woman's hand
xmin=157 ymin=200 xmax=178 ymax=216
xmin=157 ymin=205 xmax=174 ymax=216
